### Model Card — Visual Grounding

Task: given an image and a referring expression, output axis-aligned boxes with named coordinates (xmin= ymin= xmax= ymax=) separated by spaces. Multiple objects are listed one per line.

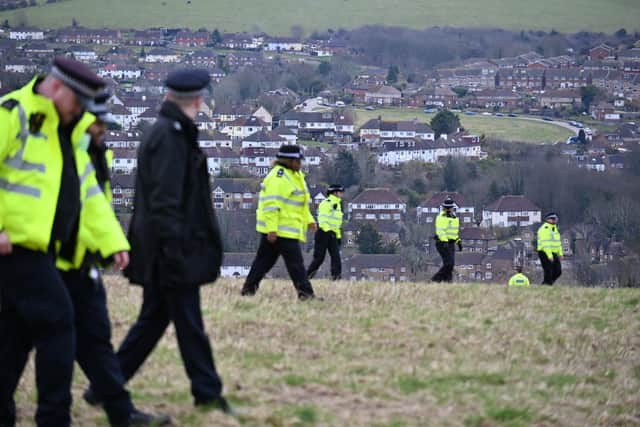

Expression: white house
xmin=241 ymin=130 xmax=287 ymax=148
xmin=99 ymin=64 xmax=143 ymax=80
xmin=360 ymin=119 xmax=434 ymax=144
xmin=377 ymin=135 xmax=483 ymax=166
xmin=9 ymin=28 xmax=45 ymax=40
xmin=5 ymin=59 xmax=37 ymax=73
xmin=144 ymin=48 xmax=181 ymax=63
xmin=111 ymin=148 xmax=138 ymax=174
xmin=220 ymin=253 xmax=254 ymax=278
xmin=348 ymin=188 xmax=406 ymax=221
xmin=481 ymin=195 xmax=541 ymax=228
xmin=264 ymin=37 xmax=304 ymax=52
xmin=199 ymin=130 xmax=232 ymax=148
xmin=221 ymin=116 xmax=270 ymax=140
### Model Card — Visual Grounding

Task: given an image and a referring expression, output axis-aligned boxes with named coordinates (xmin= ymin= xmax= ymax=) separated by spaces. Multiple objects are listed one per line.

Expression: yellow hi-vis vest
xmin=256 ymin=165 xmax=314 ymax=242
xmin=508 ymin=273 xmax=530 ymax=287
xmin=56 ymin=113 xmax=129 ymax=271
xmin=537 ymin=222 xmax=563 ymax=259
xmin=0 ymin=77 xmax=80 ymax=252
xmin=317 ymin=193 xmax=343 ymax=239
xmin=435 ymin=211 xmax=460 ymax=242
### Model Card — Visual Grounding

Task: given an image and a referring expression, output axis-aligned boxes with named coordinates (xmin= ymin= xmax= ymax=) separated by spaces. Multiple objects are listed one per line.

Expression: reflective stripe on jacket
xmin=435 ymin=211 xmax=460 ymax=242
xmin=317 ymin=193 xmax=343 ymax=238
xmin=256 ymin=165 xmax=313 ymax=242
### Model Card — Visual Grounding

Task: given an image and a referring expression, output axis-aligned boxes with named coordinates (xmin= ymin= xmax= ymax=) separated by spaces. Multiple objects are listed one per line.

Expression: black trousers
xmin=242 ymin=234 xmax=315 ymax=299
xmin=0 ymin=248 xmax=75 ymax=427
xmin=115 ymin=283 xmax=223 ymax=404
xmin=539 ymin=251 xmax=562 ymax=285
xmin=60 ymin=269 xmax=134 ymax=425
xmin=432 ymin=241 xmax=456 ymax=283
xmin=306 ymin=229 xmax=341 ymax=280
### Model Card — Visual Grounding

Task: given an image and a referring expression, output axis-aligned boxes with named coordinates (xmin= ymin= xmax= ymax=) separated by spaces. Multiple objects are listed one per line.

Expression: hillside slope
xmin=14 ymin=277 xmax=640 ymax=426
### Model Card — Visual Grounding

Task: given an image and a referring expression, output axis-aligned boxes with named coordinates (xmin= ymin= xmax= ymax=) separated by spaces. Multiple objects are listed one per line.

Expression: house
xmin=252 ymin=106 xmax=272 ymax=126
xmin=241 ymin=130 xmax=287 ymax=148
xmin=109 ymin=104 xmax=138 ymax=130
xmin=211 ymin=178 xmax=258 ymax=210
xmin=218 ymin=33 xmax=262 ymax=50
xmin=544 ymin=69 xmax=589 ymax=90
xmin=272 ymin=126 xmax=298 ymax=144
xmin=348 ymin=188 xmax=406 ymax=221
xmin=194 ymin=112 xmax=217 ymax=131
xmin=220 ymin=252 xmax=254 ymax=278
xmin=9 ymin=27 xmax=44 ymax=40
xmin=472 ymin=89 xmax=522 ymax=109
xmin=104 ymin=131 xmax=142 ymax=149
xmin=342 ymin=221 xmax=402 ymax=249
xmin=129 ymin=30 xmax=164 ymax=46
xmin=199 ymin=130 xmax=232 ymax=148
xmin=144 ymin=48 xmax=181 ymax=63
xmin=335 ymin=114 xmax=355 ymax=143
xmin=481 ymin=195 xmax=541 ymax=228
xmin=364 ymin=85 xmax=402 ymax=106
xmin=110 ymin=174 xmax=136 ymax=207
xmin=539 ymin=90 xmax=581 ymax=109
xmin=435 ymin=66 xmax=497 ymax=91
xmin=279 ymin=111 xmax=337 ymax=141
xmin=424 ymin=86 xmax=458 ymax=107
xmin=56 ymin=28 xmax=120 ymax=44
xmin=66 ymin=46 xmax=98 ymax=62
xmin=188 ymin=49 xmax=218 ymax=66
xmin=416 ymin=192 xmax=475 ymax=225
xmin=359 ymin=119 xmax=435 ymax=144
xmin=221 ymin=116 xmax=270 ymax=140
xmin=213 ymin=104 xmax=252 ymax=125
xmin=590 ymin=44 xmax=616 ymax=60
xmin=99 ymin=63 xmax=143 ymax=81
xmin=202 ymin=147 xmax=240 ymax=174
xmin=454 ymin=252 xmax=487 ymax=282
xmin=4 ymin=59 xmax=37 ymax=73
xmin=459 ymin=227 xmax=498 ymax=254
xmin=22 ymin=42 xmax=54 ymax=55
xmin=175 ymin=30 xmax=210 ymax=47
xmin=239 ymin=147 xmax=278 ymax=176
xmin=111 ymin=148 xmax=138 ymax=174
xmin=344 ymin=254 xmax=408 ymax=282
xmin=495 ymin=68 xmax=545 ymax=91
xmin=590 ymin=102 xmax=620 ymax=121
xmin=264 ymin=37 xmax=304 ymax=52
xmin=376 ymin=134 xmax=483 ymax=166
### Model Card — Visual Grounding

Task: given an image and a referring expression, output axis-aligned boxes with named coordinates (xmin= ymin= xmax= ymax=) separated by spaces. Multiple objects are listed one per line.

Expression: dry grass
xmin=14 ymin=277 xmax=640 ymax=426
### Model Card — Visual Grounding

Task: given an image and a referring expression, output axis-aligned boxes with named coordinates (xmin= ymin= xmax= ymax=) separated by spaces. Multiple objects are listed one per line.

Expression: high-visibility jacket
xmin=435 ymin=211 xmax=460 ymax=242
xmin=256 ymin=164 xmax=314 ymax=242
xmin=508 ymin=273 xmax=530 ymax=287
xmin=317 ymin=193 xmax=343 ymax=239
xmin=537 ymin=222 xmax=563 ymax=259
xmin=56 ymin=113 xmax=128 ymax=271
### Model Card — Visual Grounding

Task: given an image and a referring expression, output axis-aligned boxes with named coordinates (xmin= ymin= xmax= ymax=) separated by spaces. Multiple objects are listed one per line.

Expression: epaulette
xmin=1 ymin=99 xmax=19 ymax=111
xmin=277 ymin=168 xmax=284 ymax=177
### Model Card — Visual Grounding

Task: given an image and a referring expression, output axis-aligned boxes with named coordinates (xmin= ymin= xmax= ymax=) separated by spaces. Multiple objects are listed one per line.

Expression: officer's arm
xmin=0 ymin=108 xmax=15 ymax=232
xmin=261 ymin=175 xmax=283 ymax=233
xmin=80 ymin=153 xmax=130 ymax=258
xmin=147 ymin=129 xmax=187 ymax=242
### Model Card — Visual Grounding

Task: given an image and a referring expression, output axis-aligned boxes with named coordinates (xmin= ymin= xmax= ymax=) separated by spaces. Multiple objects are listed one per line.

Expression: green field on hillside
xmin=353 ymin=108 xmax=574 ymax=144
xmin=1 ymin=0 xmax=638 ymax=35
xmin=14 ymin=277 xmax=640 ymax=426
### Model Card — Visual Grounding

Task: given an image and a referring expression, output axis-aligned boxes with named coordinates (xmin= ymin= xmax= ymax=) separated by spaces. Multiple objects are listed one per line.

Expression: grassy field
xmin=1 ymin=0 xmax=638 ymax=34
xmin=13 ymin=276 xmax=640 ymax=426
xmin=353 ymin=108 xmax=573 ymax=144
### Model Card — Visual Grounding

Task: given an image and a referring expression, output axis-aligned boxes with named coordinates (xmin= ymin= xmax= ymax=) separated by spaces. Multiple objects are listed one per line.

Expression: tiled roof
xmin=485 ymin=195 xmax=540 ymax=212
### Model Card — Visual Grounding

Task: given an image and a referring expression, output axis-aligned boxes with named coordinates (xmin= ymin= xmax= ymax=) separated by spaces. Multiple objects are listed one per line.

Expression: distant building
xmin=481 ymin=195 xmax=541 ymax=228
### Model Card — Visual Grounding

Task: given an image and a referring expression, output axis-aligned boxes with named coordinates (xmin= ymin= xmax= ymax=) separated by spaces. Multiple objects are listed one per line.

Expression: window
xmin=393 ymin=214 xmax=401 ymax=220
xmin=464 ymin=217 xmax=471 ymax=223
xmin=485 ymin=272 xmax=493 ymax=280
xmin=350 ymin=267 xmax=356 ymax=272
xmin=486 ymin=263 xmax=492 ymax=269
xmin=426 ymin=216 xmax=433 ymax=223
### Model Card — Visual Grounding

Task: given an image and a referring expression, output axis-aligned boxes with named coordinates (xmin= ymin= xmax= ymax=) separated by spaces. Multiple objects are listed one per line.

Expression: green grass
xmin=1 ymin=0 xmax=638 ymax=34
xmin=13 ymin=277 xmax=640 ymax=426
xmin=353 ymin=107 xmax=573 ymax=143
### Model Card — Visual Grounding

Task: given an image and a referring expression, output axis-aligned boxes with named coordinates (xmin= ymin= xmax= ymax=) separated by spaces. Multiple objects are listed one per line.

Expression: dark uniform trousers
xmin=115 ymin=282 xmax=223 ymax=404
xmin=242 ymin=234 xmax=315 ymax=299
xmin=59 ymin=269 xmax=135 ymax=425
xmin=432 ymin=241 xmax=456 ymax=283
xmin=538 ymin=251 xmax=562 ymax=285
xmin=307 ymin=229 xmax=341 ymax=280
xmin=0 ymin=247 xmax=75 ymax=427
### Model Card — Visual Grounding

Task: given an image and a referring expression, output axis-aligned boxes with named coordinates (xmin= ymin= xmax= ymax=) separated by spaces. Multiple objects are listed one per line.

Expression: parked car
xmin=543 ymin=116 xmax=553 ymax=121
xmin=365 ymin=106 xmax=376 ymax=111
xmin=424 ymin=108 xmax=437 ymax=113
xmin=494 ymin=112 xmax=504 ymax=117
xmin=482 ymin=112 xmax=492 ymax=116
xmin=464 ymin=111 xmax=477 ymax=116
xmin=508 ymin=113 xmax=517 ymax=117
xmin=335 ymin=101 xmax=345 ymax=107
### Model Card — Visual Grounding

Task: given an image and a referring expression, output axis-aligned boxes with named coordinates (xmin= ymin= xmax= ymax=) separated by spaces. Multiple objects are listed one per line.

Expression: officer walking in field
xmin=431 ymin=197 xmax=462 ymax=283
xmin=241 ymin=144 xmax=320 ymax=300
xmin=537 ymin=212 xmax=563 ymax=285
xmin=307 ymin=184 xmax=344 ymax=281
xmin=86 ymin=68 xmax=232 ymax=414
xmin=55 ymin=99 xmax=170 ymax=426
xmin=508 ymin=266 xmax=531 ymax=287
xmin=0 ymin=57 xmax=120 ymax=427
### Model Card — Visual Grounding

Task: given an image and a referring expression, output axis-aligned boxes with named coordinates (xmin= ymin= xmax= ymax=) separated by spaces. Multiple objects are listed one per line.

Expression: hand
xmin=0 ymin=231 xmax=12 ymax=255
xmin=337 ymin=238 xmax=342 ymax=246
xmin=267 ymin=232 xmax=278 ymax=243
xmin=113 ymin=251 xmax=129 ymax=271
xmin=457 ymin=241 xmax=463 ymax=252
xmin=308 ymin=222 xmax=318 ymax=233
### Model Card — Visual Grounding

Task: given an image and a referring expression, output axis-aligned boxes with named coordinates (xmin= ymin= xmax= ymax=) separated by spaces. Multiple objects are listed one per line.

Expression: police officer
xmin=88 ymin=68 xmax=232 ymax=414
xmin=56 ymin=102 xmax=169 ymax=426
xmin=0 ymin=57 xmax=124 ymax=427
xmin=241 ymin=144 xmax=319 ymax=300
xmin=307 ymin=184 xmax=344 ymax=280
xmin=431 ymin=197 xmax=462 ymax=283
xmin=537 ymin=212 xmax=563 ymax=285
xmin=508 ymin=266 xmax=531 ymax=287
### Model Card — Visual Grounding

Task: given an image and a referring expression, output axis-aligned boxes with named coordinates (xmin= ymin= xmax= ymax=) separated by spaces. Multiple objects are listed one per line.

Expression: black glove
xmin=457 ymin=240 xmax=463 ymax=252
xmin=433 ymin=235 xmax=439 ymax=241
xmin=337 ymin=238 xmax=342 ymax=246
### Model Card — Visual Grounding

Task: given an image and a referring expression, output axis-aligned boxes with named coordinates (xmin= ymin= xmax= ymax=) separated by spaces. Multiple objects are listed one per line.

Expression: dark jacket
xmin=124 ymin=101 xmax=223 ymax=287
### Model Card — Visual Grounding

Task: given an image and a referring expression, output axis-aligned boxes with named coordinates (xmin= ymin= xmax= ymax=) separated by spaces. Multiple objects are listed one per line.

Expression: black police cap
xmin=276 ymin=144 xmax=304 ymax=159
xmin=328 ymin=184 xmax=344 ymax=193
xmin=165 ymin=68 xmax=211 ymax=97
xmin=51 ymin=56 xmax=105 ymax=105
xmin=442 ymin=197 xmax=456 ymax=208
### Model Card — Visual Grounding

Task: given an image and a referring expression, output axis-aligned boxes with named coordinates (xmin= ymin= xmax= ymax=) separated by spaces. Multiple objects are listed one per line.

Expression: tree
xmin=442 ymin=157 xmax=460 ymax=191
xmin=430 ymin=110 xmax=461 ymax=138
xmin=357 ymin=223 xmax=383 ymax=254
xmin=452 ymin=86 xmax=468 ymax=98
xmin=211 ymin=28 xmax=222 ymax=45
xmin=578 ymin=129 xmax=587 ymax=144
xmin=580 ymin=85 xmax=602 ymax=112
xmin=386 ymin=65 xmax=399 ymax=84
xmin=329 ymin=150 xmax=361 ymax=189
xmin=317 ymin=61 xmax=331 ymax=76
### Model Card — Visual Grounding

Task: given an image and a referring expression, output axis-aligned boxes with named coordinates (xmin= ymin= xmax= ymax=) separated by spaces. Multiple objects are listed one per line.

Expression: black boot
xmin=113 ymin=409 xmax=172 ymax=427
